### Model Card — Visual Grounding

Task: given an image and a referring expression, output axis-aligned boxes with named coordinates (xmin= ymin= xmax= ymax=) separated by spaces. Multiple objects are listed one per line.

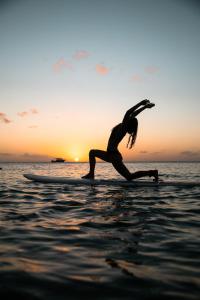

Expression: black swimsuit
xmin=107 ymin=150 xmax=123 ymax=161
xmin=106 ymin=123 xmax=126 ymax=161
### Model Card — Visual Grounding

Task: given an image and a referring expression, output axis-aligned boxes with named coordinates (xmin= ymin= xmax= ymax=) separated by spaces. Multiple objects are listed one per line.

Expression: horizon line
xmin=0 ymin=160 xmax=200 ymax=164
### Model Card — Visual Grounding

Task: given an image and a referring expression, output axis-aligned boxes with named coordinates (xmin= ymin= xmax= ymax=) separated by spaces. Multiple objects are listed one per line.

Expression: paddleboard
xmin=23 ymin=174 xmax=200 ymax=187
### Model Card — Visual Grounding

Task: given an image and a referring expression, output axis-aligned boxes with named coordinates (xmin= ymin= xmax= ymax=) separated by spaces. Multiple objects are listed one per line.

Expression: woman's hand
xmin=145 ymin=102 xmax=155 ymax=108
xmin=141 ymin=99 xmax=150 ymax=105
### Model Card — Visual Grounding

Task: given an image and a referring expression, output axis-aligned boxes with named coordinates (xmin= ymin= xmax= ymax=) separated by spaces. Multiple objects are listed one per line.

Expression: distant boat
xmin=51 ymin=158 xmax=65 ymax=163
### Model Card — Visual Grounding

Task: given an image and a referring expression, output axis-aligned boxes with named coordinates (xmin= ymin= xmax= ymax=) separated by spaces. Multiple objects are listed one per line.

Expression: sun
xmin=74 ymin=157 xmax=79 ymax=162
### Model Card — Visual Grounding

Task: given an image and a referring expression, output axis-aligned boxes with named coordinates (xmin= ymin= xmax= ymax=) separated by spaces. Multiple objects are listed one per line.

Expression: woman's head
xmin=126 ymin=117 xmax=138 ymax=149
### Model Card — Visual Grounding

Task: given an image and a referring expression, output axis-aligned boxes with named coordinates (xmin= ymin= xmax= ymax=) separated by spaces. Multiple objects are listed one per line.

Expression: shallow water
xmin=0 ymin=162 xmax=200 ymax=299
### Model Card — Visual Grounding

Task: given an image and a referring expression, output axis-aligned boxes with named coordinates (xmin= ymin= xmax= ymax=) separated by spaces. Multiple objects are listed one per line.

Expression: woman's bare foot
xmin=82 ymin=173 xmax=94 ymax=179
xmin=149 ymin=170 xmax=159 ymax=182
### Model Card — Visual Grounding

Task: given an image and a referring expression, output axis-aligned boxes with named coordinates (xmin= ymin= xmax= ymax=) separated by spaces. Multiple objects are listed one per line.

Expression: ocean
xmin=0 ymin=162 xmax=199 ymax=299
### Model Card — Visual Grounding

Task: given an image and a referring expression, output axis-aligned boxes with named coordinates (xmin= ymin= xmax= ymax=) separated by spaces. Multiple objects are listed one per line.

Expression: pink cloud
xmin=145 ymin=66 xmax=159 ymax=74
xmin=96 ymin=64 xmax=109 ymax=75
xmin=131 ymin=74 xmax=142 ymax=82
xmin=18 ymin=111 xmax=29 ymax=117
xmin=30 ymin=108 xmax=38 ymax=114
xmin=17 ymin=108 xmax=39 ymax=117
xmin=73 ymin=50 xmax=90 ymax=60
xmin=0 ymin=112 xmax=12 ymax=123
xmin=53 ymin=58 xmax=73 ymax=73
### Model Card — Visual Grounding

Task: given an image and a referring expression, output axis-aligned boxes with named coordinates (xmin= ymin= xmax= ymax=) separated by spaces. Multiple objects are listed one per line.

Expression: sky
xmin=0 ymin=0 xmax=200 ymax=162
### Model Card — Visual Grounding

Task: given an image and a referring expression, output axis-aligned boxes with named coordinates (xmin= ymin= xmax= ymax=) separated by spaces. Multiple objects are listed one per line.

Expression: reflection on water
xmin=0 ymin=162 xmax=200 ymax=299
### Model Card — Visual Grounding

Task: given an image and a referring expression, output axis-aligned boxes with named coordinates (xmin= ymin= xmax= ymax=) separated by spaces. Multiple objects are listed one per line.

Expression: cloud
xmin=140 ymin=151 xmax=148 ymax=154
xmin=73 ymin=50 xmax=90 ymax=60
xmin=0 ymin=152 xmax=12 ymax=156
xmin=30 ymin=108 xmax=38 ymax=114
xmin=0 ymin=112 xmax=12 ymax=123
xmin=145 ymin=66 xmax=159 ymax=74
xmin=152 ymin=151 xmax=163 ymax=155
xmin=95 ymin=64 xmax=109 ymax=75
xmin=21 ymin=153 xmax=51 ymax=162
xmin=17 ymin=111 xmax=29 ymax=117
xmin=53 ymin=58 xmax=73 ymax=73
xmin=180 ymin=150 xmax=200 ymax=157
xmin=17 ymin=109 xmax=39 ymax=117
xmin=131 ymin=74 xmax=142 ymax=82
xmin=140 ymin=150 xmax=164 ymax=155
xmin=22 ymin=152 xmax=39 ymax=157
xmin=0 ymin=152 xmax=51 ymax=162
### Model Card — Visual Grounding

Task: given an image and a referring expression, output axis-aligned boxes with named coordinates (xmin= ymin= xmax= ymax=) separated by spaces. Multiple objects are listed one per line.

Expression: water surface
xmin=0 ymin=162 xmax=200 ymax=299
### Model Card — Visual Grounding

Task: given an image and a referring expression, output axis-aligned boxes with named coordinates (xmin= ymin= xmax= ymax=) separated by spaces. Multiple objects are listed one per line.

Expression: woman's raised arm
xmin=122 ymin=99 xmax=150 ymax=123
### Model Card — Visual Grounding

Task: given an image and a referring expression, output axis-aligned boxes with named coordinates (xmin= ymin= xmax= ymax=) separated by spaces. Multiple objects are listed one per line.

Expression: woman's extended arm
xmin=122 ymin=99 xmax=150 ymax=123
xmin=122 ymin=102 xmax=155 ymax=124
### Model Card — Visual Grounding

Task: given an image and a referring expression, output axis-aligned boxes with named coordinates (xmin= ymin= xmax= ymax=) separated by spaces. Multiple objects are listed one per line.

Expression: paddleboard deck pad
xmin=23 ymin=174 xmax=200 ymax=187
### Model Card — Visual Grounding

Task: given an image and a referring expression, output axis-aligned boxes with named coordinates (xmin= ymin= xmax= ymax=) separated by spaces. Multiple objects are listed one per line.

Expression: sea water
xmin=0 ymin=162 xmax=199 ymax=300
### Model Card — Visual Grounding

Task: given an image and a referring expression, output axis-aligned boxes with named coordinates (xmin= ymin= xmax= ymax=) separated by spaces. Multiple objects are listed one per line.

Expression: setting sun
xmin=74 ymin=157 xmax=79 ymax=162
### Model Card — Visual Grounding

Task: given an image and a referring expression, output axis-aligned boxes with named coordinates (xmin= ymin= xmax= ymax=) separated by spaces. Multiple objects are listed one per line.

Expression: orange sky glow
xmin=0 ymin=1 xmax=199 ymax=162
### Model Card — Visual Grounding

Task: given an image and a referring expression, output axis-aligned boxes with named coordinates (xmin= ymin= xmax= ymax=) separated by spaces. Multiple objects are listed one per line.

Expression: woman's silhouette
xmin=82 ymin=99 xmax=158 ymax=182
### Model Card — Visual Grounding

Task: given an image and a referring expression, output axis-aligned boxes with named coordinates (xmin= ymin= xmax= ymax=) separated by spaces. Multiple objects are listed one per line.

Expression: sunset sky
xmin=0 ymin=0 xmax=200 ymax=162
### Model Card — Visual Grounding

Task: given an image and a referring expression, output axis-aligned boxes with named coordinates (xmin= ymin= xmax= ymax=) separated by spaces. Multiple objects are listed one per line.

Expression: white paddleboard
xmin=23 ymin=174 xmax=200 ymax=187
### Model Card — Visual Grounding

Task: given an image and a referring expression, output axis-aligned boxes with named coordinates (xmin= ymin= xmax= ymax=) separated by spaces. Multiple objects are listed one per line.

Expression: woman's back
xmin=107 ymin=123 xmax=126 ymax=151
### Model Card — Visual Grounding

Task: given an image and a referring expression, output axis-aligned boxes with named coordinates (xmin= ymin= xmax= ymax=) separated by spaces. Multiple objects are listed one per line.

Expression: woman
xmin=82 ymin=99 xmax=158 ymax=182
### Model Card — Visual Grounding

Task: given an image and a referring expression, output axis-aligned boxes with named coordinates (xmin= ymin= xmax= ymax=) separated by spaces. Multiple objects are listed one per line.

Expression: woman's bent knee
xmin=89 ymin=149 xmax=95 ymax=156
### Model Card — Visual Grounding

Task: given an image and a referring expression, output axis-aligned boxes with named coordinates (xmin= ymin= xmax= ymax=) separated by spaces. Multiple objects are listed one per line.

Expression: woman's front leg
xmin=82 ymin=150 xmax=110 ymax=179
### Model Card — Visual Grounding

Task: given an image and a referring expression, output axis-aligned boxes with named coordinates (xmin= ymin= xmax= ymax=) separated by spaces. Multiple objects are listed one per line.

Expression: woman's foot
xmin=82 ymin=173 xmax=94 ymax=179
xmin=149 ymin=170 xmax=159 ymax=182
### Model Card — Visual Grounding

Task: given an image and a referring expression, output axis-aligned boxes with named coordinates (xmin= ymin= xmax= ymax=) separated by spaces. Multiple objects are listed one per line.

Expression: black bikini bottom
xmin=107 ymin=150 xmax=123 ymax=161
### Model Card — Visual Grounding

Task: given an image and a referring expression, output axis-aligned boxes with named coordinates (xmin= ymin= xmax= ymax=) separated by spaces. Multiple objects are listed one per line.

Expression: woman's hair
xmin=126 ymin=118 xmax=138 ymax=149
